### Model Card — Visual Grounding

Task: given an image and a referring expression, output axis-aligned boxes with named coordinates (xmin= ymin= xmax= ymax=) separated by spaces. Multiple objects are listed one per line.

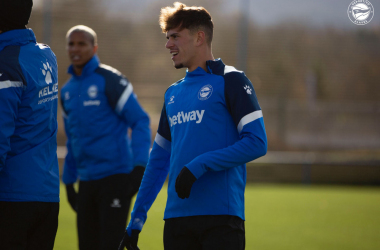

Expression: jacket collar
xmin=184 ymin=58 xmax=226 ymax=79
xmin=68 ymin=55 xmax=100 ymax=78
xmin=185 ymin=66 xmax=208 ymax=78
xmin=0 ymin=28 xmax=36 ymax=51
xmin=206 ymin=58 xmax=225 ymax=75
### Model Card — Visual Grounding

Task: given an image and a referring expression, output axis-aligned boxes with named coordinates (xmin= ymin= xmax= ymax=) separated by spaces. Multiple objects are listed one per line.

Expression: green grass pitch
xmin=54 ymin=183 xmax=380 ymax=250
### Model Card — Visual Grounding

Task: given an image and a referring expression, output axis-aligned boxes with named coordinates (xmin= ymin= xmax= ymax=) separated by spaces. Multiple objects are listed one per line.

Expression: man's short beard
xmin=174 ymin=63 xmax=184 ymax=69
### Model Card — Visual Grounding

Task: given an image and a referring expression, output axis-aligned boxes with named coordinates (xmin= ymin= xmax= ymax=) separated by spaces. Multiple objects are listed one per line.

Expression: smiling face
xmin=67 ymin=31 xmax=97 ymax=75
xmin=165 ymin=27 xmax=198 ymax=71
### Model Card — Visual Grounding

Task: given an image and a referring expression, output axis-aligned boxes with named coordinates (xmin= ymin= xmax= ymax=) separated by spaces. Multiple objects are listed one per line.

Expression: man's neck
xmin=73 ymin=66 xmax=83 ymax=76
xmin=188 ymin=49 xmax=214 ymax=72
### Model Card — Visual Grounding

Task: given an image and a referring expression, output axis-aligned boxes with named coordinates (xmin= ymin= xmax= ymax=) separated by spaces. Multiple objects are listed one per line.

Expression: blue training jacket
xmin=0 ymin=29 xmax=59 ymax=202
xmin=61 ymin=56 xmax=151 ymax=184
xmin=127 ymin=59 xmax=267 ymax=234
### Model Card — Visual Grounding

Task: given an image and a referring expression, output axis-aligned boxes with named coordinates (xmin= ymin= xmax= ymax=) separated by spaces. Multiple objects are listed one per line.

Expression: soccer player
xmin=119 ymin=2 xmax=267 ymax=250
xmin=0 ymin=1 xmax=60 ymax=249
xmin=61 ymin=25 xmax=151 ymax=250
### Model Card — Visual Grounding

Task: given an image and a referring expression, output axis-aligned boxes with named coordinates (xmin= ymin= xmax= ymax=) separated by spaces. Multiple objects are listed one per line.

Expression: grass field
xmin=54 ymin=183 xmax=380 ymax=250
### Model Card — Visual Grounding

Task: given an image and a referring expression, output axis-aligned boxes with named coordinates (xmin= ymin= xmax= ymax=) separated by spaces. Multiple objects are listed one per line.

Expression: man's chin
xmin=72 ymin=62 xmax=85 ymax=69
xmin=174 ymin=63 xmax=184 ymax=69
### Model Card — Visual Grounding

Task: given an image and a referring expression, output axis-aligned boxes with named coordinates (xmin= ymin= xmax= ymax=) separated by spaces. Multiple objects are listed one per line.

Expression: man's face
xmin=165 ymin=27 xmax=197 ymax=69
xmin=67 ymin=31 xmax=97 ymax=69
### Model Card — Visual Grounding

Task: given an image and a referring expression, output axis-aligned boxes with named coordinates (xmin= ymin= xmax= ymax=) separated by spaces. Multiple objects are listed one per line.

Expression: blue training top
xmin=127 ymin=59 xmax=267 ymax=234
xmin=61 ymin=55 xmax=151 ymax=183
xmin=0 ymin=29 xmax=59 ymax=202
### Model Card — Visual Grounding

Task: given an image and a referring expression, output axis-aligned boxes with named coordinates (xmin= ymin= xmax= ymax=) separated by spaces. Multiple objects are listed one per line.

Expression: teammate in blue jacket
xmin=61 ymin=25 xmax=151 ymax=250
xmin=0 ymin=1 xmax=60 ymax=249
xmin=119 ymin=2 xmax=267 ymax=250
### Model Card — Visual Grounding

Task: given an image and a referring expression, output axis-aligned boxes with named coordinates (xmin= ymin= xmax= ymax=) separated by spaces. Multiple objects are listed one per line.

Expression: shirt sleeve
xmin=105 ymin=76 xmax=151 ymax=167
xmin=0 ymin=68 xmax=24 ymax=169
xmin=186 ymin=71 xmax=267 ymax=179
xmin=60 ymin=96 xmax=78 ymax=184
xmin=126 ymin=103 xmax=171 ymax=234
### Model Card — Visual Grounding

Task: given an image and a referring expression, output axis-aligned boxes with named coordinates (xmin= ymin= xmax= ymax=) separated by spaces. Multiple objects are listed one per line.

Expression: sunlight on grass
xmin=55 ymin=183 xmax=380 ymax=250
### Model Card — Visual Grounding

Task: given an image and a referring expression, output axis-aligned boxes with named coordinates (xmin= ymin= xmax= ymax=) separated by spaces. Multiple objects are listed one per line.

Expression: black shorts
xmin=164 ymin=215 xmax=245 ymax=250
xmin=77 ymin=173 xmax=132 ymax=250
xmin=0 ymin=201 xmax=59 ymax=250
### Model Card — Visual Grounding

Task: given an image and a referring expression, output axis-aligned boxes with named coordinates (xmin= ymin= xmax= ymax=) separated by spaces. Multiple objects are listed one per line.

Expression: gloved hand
xmin=118 ymin=229 xmax=140 ymax=250
xmin=175 ymin=166 xmax=197 ymax=199
xmin=128 ymin=166 xmax=145 ymax=197
xmin=65 ymin=184 xmax=77 ymax=212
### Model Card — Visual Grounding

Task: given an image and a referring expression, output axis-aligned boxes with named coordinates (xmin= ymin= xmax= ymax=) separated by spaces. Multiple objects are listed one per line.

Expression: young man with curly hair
xmin=119 ymin=2 xmax=267 ymax=250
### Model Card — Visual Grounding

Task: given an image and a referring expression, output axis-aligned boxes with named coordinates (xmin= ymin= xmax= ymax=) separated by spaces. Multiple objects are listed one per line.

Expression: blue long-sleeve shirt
xmin=0 ymin=29 xmax=59 ymax=202
xmin=127 ymin=59 xmax=267 ymax=234
xmin=61 ymin=56 xmax=151 ymax=183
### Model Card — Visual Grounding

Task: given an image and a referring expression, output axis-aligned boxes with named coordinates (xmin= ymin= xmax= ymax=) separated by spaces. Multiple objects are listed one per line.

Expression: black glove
xmin=128 ymin=166 xmax=145 ymax=197
xmin=175 ymin=166 xmax=197 ymax=199
xmin=65 ymin=184 xmax=77 ymax=212
xmin=118 ymin=229 xmax=140 ymax=250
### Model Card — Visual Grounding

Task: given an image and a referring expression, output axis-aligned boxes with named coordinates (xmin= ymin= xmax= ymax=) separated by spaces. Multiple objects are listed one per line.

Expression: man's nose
xmin=165 ymin=39 xmax=172 ymax=49
xmin=69 ymin=45 xmax=79 ymax=52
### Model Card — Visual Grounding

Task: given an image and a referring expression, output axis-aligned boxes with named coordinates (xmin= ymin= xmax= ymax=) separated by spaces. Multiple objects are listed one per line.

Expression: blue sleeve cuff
xmin=186 ymin=161 xmax=205 ymax=179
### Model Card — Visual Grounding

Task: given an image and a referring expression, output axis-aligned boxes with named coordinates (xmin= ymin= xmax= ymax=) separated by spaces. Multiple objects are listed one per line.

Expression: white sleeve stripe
xmin=0 ymin=80 xmax=23 ymax=90
xmin=155 ymin=133 xmax=171 ymax=153
xmin=224 ymin=65 xmax=243 ymax=75
xmin=237 ymin=110 xmax=263 ymax=133
xmin=115 ymin=83 xmax=133 ymax=114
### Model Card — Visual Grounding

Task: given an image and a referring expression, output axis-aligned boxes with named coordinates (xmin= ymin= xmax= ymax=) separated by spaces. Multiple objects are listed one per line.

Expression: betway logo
xmin=169 ymin=110 xmax=205 ymax=127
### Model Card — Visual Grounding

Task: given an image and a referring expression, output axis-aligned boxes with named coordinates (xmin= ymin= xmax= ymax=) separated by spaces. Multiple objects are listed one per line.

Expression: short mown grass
xmin=55 ymin=183 xmax=380 ymax=250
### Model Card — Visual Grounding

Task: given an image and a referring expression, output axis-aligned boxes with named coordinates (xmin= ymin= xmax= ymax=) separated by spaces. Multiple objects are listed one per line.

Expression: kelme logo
xmin=41 ymin=62 xmax=53 ymax=85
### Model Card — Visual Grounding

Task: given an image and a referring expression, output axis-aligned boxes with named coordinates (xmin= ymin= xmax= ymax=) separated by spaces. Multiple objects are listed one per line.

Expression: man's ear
xmin=195 ymin=31 xmax=206 ymax=47
xmin=93 ymin=44 xmax=98 ymax=54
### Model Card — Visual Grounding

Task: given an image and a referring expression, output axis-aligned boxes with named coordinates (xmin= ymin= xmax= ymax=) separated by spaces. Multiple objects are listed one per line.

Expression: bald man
xmin=61 ymin=25 xmax=151 ymax=250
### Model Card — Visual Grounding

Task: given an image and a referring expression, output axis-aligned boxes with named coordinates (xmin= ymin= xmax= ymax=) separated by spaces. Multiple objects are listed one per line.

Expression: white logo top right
xmin=348 ymin=0 xmax=374 ymax=25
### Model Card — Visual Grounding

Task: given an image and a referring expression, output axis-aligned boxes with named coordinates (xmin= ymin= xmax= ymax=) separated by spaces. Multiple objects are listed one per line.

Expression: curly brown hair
xmin=159 ymin=2 xmax=214 ymax=46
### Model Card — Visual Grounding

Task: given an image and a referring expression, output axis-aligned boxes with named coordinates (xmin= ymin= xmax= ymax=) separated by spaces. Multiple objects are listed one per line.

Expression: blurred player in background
xmin=119 ymin=2 xmax=267 ymax=250
xmin=0 ymin=1 xmax=60 ymax=249
xmin=61 ymin=25 xmax=151 ymax=250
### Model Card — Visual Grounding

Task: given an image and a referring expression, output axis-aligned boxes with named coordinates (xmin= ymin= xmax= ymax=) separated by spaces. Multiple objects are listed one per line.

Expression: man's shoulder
xmin=221 ymin=66 xmax=250 ymax=87
xmin=172 ymin=78 xmax=185 ymax=86
xmin=16 ymin=41 xmax=56 ymax=61
xmin=16 ymin=42 xmax=57 ymax=76
xmin=207 ymin=60 xmax=248 ymax=86
xmin=95 ymin=64 xmax=123 ymax=79
xmin=0 ymin=45 xmax=20 ymax=65
xmin=0 ymin=46 xmax=25 ymax=84
xmin=169 ymin=78 xmax=185 ymax=89
xmin=164 ymin=78 xmax=185 ymax=96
